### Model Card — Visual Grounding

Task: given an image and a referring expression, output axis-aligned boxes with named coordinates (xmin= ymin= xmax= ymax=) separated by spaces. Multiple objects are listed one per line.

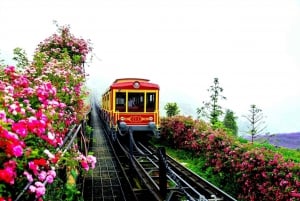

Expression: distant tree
xmin=164 ymin=102 xmax=180 ymax=117
xmin=197 ymin=78 xmax=226 ymax=127
xmin=243 ymin=104 xmax=267 ymax=143
xmin=12 ymin=47 xmax=29 ymax=69
xmin=0 ymin=51 xmax=5 ymax=67
xmin=223 ymin=109 xmax=238 ymax=136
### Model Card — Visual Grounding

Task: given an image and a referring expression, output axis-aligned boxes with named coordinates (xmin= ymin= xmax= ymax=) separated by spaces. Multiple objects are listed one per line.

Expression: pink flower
xmin=27 ymin=117 xmax=46 ymax=136
xmin=38 ymin=171 xmax=47 ymax=181
xmin=13 ymin=75 xmax=29 ymax=88
xmin=87 ymin=155 xmax=97 ymax=169
xmin=29 ymin=185 xmax=36 ymax=193
xmin=23 ymin=171 xmax=33 ymax=182
xmin=4 ymin=66 xmax=15 ymax=74
xmin=80 ymin=160 xmax=89 ymax=171
xmin=29 ymin=182 xmax=46 ymax=198
xmin=35 ymin=181 xmax=43 ymax=187
xmin=8 ymin=103 xmax=18 ymax=115
xmin=290 ymin=191 xmax=300 ymax=198
xmin=12 ymin=120 xmax=28 ymax=137
xmin=35 ymin=182 xmax=46 ymax=197
xmin=4 ymin=86 xmax=14 ymax=95
xmin=11 ymin=144 xmax=23 ymax=157
xmin=47 ymin=169 xmax=56 ymax=178
xmin=0 ymin=110 xmax=6 ymax=120
xmin=45 ymin=175 xmax=54 ymax=183
xmin=28 ymin=161 xmax=39 ymax=175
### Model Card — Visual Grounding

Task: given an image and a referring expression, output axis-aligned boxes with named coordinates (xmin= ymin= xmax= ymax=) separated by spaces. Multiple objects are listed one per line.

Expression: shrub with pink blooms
xmin=35 ymin=23 xmax=92 ymax=66
xmin=160 ymin=116 xmax=300 ymax=201
xmin=0 ymin=25 xmax=96 ymax=200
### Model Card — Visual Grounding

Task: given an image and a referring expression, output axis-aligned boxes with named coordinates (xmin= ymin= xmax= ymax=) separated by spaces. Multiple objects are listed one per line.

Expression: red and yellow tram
xmin=100 ymin=78 xmax=160 ymax=138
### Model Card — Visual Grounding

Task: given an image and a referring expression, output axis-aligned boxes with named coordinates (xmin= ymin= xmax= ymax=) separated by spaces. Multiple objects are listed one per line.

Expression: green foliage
xmin=0 ymin=51 xmax=5 ymax=66
xmin=164 ymin=102 xmax=180 ymax=117
xmin=64 ymin=183 xmax=82 ymax=201
xmin=85 ymin=124 xmax=93 ymax=138
xmin=253 ymin=141 xmax=300 ymax=163
xmin=43 ymin=177 xmax=83 ymax=201
xmin=197 ymin=78 xmax=226 ymax=127
xmin=236 ymin=136 xmax=248 ymax=144
xmin=223 ymin=109 xmax=238 ymax=136
xmin=12 ymin=47 xmax=29 ymax=69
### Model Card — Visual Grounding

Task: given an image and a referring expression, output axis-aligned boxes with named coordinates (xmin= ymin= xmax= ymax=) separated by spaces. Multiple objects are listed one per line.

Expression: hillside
xmin=250 ymin=132 xmax=300 ymax=150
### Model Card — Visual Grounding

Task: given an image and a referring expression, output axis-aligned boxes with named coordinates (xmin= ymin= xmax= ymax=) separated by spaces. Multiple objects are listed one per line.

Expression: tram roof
xmin=109 ymin=78 xmax=160 ymax=90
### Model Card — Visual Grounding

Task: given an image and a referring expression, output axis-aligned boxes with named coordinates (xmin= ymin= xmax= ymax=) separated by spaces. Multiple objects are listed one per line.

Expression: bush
xmin=0 ymin=25 xmax=96 ymax=201
xmin=159 ymin=116 xmax=300 ymax=200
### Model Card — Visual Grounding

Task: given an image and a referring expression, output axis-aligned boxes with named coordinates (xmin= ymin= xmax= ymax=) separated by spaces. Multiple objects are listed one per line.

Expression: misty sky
xmin=1 ymin=0 xmax=300 ymax=134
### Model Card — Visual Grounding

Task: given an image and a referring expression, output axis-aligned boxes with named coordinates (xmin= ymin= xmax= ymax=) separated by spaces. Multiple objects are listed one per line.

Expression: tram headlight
xmin=133 ymin=81 xmax=140 ymax=88
xmin=119 ymin=121 xmax=127 ymax=129
xmin=148 ymin=122 xmax=156 ymax=129
xmin=120 ymin=117 xmax=125 ymax=121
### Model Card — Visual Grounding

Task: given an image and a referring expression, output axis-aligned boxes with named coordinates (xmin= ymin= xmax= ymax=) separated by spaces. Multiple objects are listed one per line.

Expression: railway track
xmin=98 ymin=108 xmax=237 ymax=201
xmin=137 ymin=142 xmax=237 ymax=201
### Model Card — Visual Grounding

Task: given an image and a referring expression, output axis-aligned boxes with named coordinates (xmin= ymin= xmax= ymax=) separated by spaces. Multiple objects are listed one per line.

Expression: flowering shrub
xmin=35 ymin=24 xmax=92 ymax=66
xmin=160 ymin=116 xmax=209 ymax=152
xmin=0 ymin=25 xmax=95 ymax=201
xmin=160 ymin=116 xmax=300 ymax=200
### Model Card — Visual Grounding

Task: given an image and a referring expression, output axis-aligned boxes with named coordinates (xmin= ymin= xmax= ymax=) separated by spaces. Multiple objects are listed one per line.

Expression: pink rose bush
xmin=160 ymin=116 xmax=300 ymax=201
xmin=36 ymin=24 xmax=92 ymax=66
xmin=0 ymin=25 xmax=95 ymax=200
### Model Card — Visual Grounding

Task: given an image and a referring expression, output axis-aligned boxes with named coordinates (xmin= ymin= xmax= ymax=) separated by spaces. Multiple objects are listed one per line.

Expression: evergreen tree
xmin=223 ymin=109 xmax=238 ymax=136
xmin=164 ymin=102 xmax=180 ymax=117
xmin=197 ymin=78 xmax=226 ymax=127
xmin=243 ymin=104 xmax=267 ymax=143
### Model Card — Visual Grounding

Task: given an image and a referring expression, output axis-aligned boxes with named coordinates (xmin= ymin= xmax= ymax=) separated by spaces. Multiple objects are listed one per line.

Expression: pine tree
xmin=197 ymin=78 xmax=226 ymax=127
xmin=243 ymin=104 xmax=267 ymax=143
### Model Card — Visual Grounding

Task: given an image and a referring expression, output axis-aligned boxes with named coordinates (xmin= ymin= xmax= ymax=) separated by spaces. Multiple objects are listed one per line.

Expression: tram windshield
xmin=115 ymin=92 xmax=156 ymax=112
xmin=128 ymin=93 xmax=144 ymax=112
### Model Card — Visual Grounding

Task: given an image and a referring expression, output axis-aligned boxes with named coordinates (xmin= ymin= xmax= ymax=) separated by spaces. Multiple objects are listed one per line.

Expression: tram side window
xmin=116 ymin=92 xmax=125 ymax=112
xmin=128 ymin=93 xmax=144 ymax=112
xmin=146 ymin=93 xmax=155 ymax=112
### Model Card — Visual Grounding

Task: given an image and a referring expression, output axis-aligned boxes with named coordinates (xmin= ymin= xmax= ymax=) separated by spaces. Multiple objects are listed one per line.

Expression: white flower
xmin=44 ymin=149 xmax=55 ymax=159
xmin=47 ymin=132 xmax=55 ymax=140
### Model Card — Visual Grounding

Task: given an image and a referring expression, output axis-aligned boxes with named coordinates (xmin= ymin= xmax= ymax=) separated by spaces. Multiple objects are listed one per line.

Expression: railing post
xmin=129 ymin=127 xmax=134 ymax=162
xmin=158 ymin=147 xmax=167 ymax=198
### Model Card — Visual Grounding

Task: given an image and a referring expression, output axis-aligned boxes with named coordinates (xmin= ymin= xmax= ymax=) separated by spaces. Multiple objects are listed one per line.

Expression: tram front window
xmin=128 ymin=93 xmax=144 ymax=112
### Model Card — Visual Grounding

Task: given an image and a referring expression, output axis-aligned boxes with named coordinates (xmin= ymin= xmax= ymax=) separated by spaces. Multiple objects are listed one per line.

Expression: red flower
xmin=33 ymin=158 xmax=48 ymax=167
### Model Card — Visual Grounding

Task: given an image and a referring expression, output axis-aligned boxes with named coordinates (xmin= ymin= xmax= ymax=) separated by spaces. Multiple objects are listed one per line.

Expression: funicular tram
xmin=100 ymin=78 xmax=160 ymax=139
